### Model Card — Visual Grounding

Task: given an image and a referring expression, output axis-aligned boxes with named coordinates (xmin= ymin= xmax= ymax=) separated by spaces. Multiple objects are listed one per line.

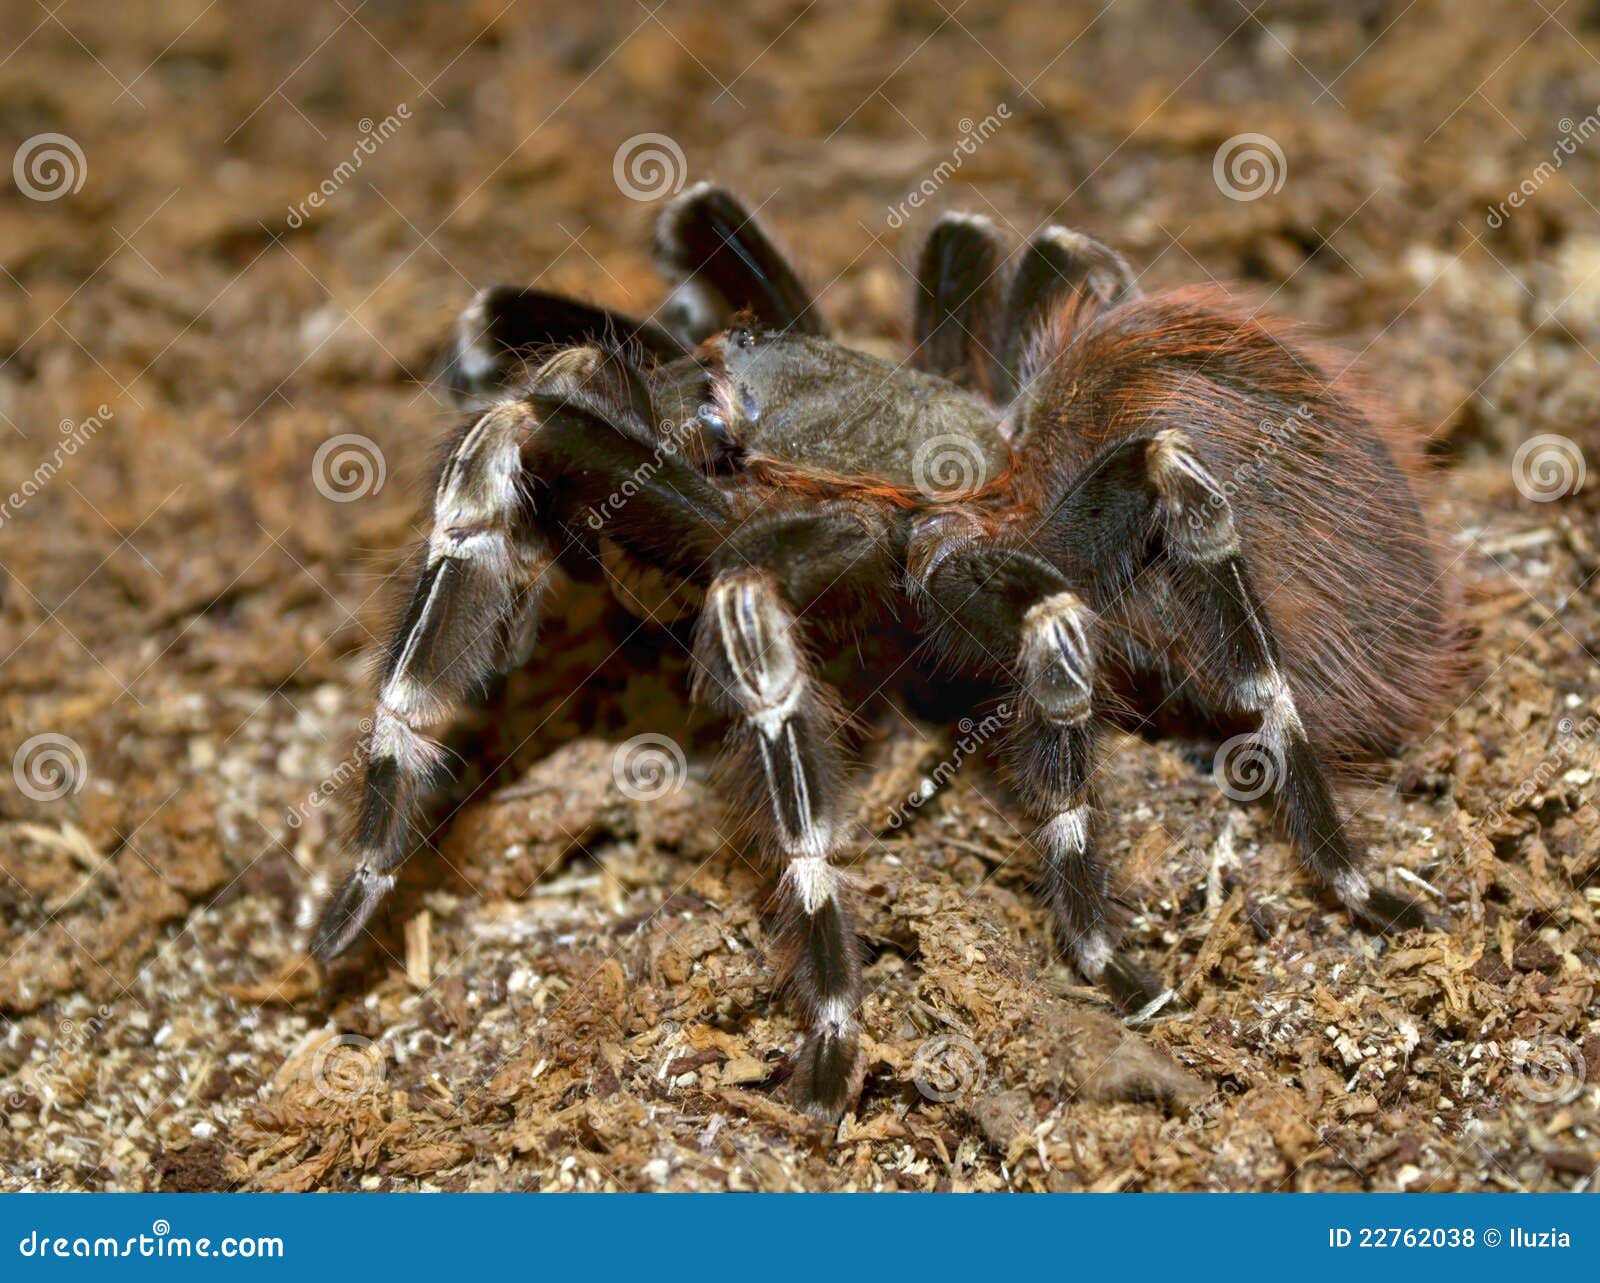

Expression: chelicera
xmin=312 ymin=183 xmax=1468 ymax=1120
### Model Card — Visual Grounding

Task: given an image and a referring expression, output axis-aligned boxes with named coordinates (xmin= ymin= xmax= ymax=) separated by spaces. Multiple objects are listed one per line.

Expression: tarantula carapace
xmin=313 ymin=183 xmax=1467 ymax=1120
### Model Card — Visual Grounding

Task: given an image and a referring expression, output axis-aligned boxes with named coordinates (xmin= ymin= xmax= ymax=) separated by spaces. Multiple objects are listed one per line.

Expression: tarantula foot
xmin=1100 ymin=952 xmax=1169 ymax=1015
xmin=1349 ymin=883 xmax=1442 ymax=935
xmin=309 ymin=864 xmax=394 ymax=961
xmin=789 ymin=1028 xmax=864 ymax=1123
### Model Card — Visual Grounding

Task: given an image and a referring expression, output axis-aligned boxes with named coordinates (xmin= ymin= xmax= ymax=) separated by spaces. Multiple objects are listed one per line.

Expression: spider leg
xmin=1145 ymin=429 xmax=1431 ymax=933
xmin=911 ymin=212 xmax=1006 ymax=397
xmin=654 ymin=182 xmax=826 ymax=344
xmin=312 ymin=349 xmax=732 ymax=961
xmin=691 ymin=504 xmax=893 ymax=1120
xmin=440 ymin=286 xmax=688 ymax=403
xmin=1000 ymin=226 xmax=1139 ymax=400
xmin=908 ymin=525 xmax=1163 ymax=1010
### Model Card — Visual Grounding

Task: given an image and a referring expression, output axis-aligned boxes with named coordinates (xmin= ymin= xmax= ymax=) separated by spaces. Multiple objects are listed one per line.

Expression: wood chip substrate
xmin=1 ymin=0 xmax=1596 ymax=1192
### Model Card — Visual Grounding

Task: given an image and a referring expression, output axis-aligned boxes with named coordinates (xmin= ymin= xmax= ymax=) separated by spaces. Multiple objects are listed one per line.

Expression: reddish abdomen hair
xmin=1018 ymin=286 xmax=1471 ymax=764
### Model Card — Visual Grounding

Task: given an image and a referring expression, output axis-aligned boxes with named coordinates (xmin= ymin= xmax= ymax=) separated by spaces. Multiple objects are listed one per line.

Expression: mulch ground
xmin=1 ymin=0 xmax=1596 ymax=1192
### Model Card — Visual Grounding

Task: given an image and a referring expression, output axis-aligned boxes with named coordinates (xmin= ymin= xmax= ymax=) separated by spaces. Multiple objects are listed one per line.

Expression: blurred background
xmin=0 ymin=0 xmax=1596 ymax=1192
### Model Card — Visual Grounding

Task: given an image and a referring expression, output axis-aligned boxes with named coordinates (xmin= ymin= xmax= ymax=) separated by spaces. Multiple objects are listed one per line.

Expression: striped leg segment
xmin=313 ymin=400 xmax=552 ymax=959
xmin=1148 ymin=430 xmax=1431 ymax=932
xmin=440 ymin=286 xmax=688 ymax=402
xmin=692 ymin=507 xmax=891 ymax=1119
xmin=694 ymin=570 xmax=860 ymax=1117
xmin=909 ymin=530 xmax=1163 ymax=1010
xmin=314 ymin=348 xmax=737 ymax=962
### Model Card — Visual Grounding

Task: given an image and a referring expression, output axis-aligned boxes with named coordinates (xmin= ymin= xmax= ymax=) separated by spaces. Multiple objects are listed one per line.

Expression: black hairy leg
xmin=1144 ymin=429 xmax=1433 ymax=933
xmin=654 ymin=182 xmax=827 ymax=345
xmin=907 ymin=520 xmax=1164 ymax=1011
xmin=441 ymin=287 xmax=688 ymax=402
xmin=906 ymin=215 xmax=1142 ymax=404
xmin=312 ymin=349 xmax=732 ymax=961
xmin=690 ymin=504 xmax=893 ymax=1120
xmin=999 ymin=226 xmax=1139 ymax=401
xmin=911 ymin=212 xmax=1006 ymax=396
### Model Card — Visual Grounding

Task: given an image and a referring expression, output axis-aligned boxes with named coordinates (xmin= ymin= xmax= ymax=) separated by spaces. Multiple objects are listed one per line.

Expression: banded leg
xmin=1000 ymin=226 xmax=1139 ymax=400
xmin=654 ymin=183 xmax=826 ymax=344
xmin=691 ymin=507 xmax=892 ymax=1119
xmin=440 ymin=286 xmax=688 ymax=402
xmin=909 ymin=527 xmax=1163 ymax=1009
xmin=912 ymin=212 xmax=1006 ymax=396
xmin=1146 ymin=430 xmax=1430 ymax=931
xmin=311 ymin=400 xmax=552 ymax=959
xmin=313 ymin=353 xmax=734 ymax=960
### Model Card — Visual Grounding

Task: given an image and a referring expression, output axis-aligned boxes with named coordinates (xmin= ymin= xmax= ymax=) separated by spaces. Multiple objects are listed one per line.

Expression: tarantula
xmin=313 ymin=183 xmax=1466 ymax=1119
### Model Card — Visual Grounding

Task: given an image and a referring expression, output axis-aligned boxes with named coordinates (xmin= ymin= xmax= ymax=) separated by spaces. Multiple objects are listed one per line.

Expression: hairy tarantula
xmin=313 ymin=182 xmax=1467 ymax=1119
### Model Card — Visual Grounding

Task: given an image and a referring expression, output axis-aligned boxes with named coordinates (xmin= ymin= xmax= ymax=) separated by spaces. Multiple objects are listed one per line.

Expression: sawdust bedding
xmin=1 ymin=0 xmax=1596 ymax=1192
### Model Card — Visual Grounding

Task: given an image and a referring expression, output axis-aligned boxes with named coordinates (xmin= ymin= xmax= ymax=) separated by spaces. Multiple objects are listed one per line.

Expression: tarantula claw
xmin=1351 ymin=884 xmax=1442 ymax=935
xmin=1101 ymin=953 xmax=1168 ymax=1016
xmin=790 ymin=1028 xmax=864 ymax=1123
xmin=309 ymin=864 xmax=395 ymax=961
